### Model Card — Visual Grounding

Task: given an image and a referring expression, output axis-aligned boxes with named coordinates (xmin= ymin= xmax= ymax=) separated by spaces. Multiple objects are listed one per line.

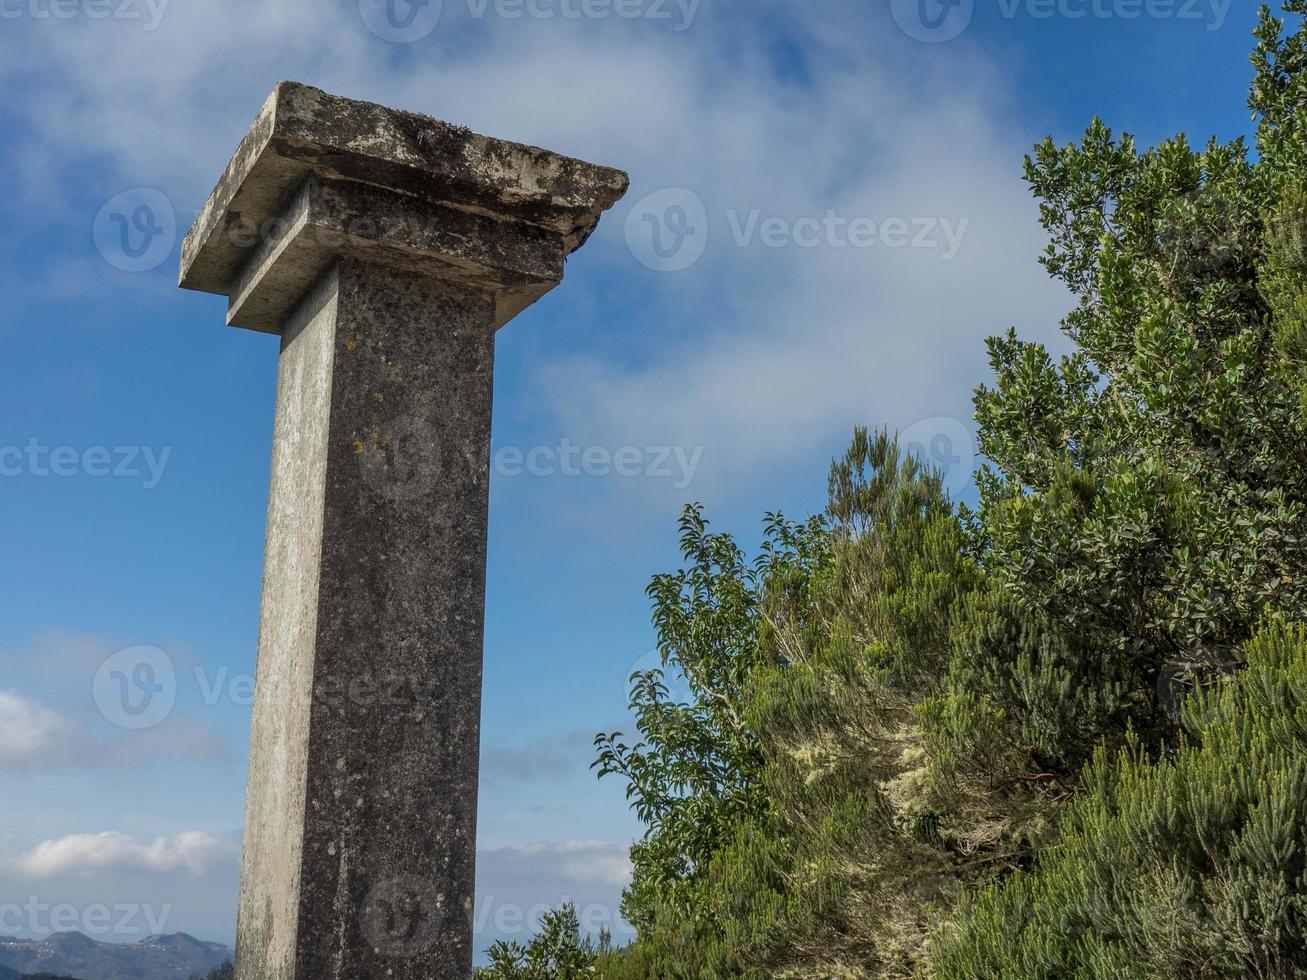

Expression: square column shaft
xmin=178 ymin=82 xmax=627 ymax=980
xmin=248 ymin=260 xmax=494 ymax=977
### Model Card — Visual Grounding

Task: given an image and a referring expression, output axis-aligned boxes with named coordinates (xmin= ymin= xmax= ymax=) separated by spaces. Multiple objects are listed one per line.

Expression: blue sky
xmin=0 ymin=0 xmax=1268 ymax=961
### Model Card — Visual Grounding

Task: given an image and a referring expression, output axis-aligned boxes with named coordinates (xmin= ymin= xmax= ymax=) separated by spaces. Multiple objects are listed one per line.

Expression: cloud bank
xmin=10 ymin=831 xmax=239 ymax=879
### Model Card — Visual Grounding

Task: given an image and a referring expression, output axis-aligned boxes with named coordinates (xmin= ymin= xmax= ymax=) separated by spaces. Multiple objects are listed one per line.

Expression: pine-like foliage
xmin=476 ymin=904 xmax=609 ymax=980
xmin=700 ymin=431 xmax=983 ymax=979
xmin=933 ymin=626 xmax=1307 ymax=978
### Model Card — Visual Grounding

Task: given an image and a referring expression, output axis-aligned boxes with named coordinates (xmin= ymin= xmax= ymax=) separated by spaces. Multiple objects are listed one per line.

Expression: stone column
xmin=178 ymin=82 xmax=626 ymax=980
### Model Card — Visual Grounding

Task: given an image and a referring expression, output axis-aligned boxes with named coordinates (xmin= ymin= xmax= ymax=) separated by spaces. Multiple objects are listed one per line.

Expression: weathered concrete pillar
xmin=178 ymin=82 xmax=626 ymax=980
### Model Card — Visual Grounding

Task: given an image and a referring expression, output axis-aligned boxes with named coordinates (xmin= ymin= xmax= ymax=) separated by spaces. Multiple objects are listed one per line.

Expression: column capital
xmin=178 ymin=81 xmax=628 ymax=333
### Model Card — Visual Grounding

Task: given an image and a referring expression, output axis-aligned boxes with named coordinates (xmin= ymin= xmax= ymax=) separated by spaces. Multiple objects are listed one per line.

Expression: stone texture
xmin=178 ymin=83 xmax=626 ymax=980
xmin=235 ymin=267 xmax=336 ymax=980
xmin=179 ymin=81 xmax=628 ymax=331
xmin=226 ymin=176 xmax=567 ymax=332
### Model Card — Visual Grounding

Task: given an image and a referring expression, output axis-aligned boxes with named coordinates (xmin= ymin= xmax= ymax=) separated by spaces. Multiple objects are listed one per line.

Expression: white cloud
xmin=0 ymin=690 xmax=81 ymax=769
xmin=13 ymin=831 xmax=238 ymax=879
xmin=503 ymin=840 xmax=634 ymax=887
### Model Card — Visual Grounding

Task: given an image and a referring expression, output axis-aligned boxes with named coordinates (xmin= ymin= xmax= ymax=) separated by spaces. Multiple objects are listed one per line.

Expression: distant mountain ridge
xmin=0 ymin=932 xmax=231 ymax=980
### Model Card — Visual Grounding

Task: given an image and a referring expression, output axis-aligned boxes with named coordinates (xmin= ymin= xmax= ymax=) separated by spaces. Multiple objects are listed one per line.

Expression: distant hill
xmin=0 ymin=932 xmax=231 ymax=980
